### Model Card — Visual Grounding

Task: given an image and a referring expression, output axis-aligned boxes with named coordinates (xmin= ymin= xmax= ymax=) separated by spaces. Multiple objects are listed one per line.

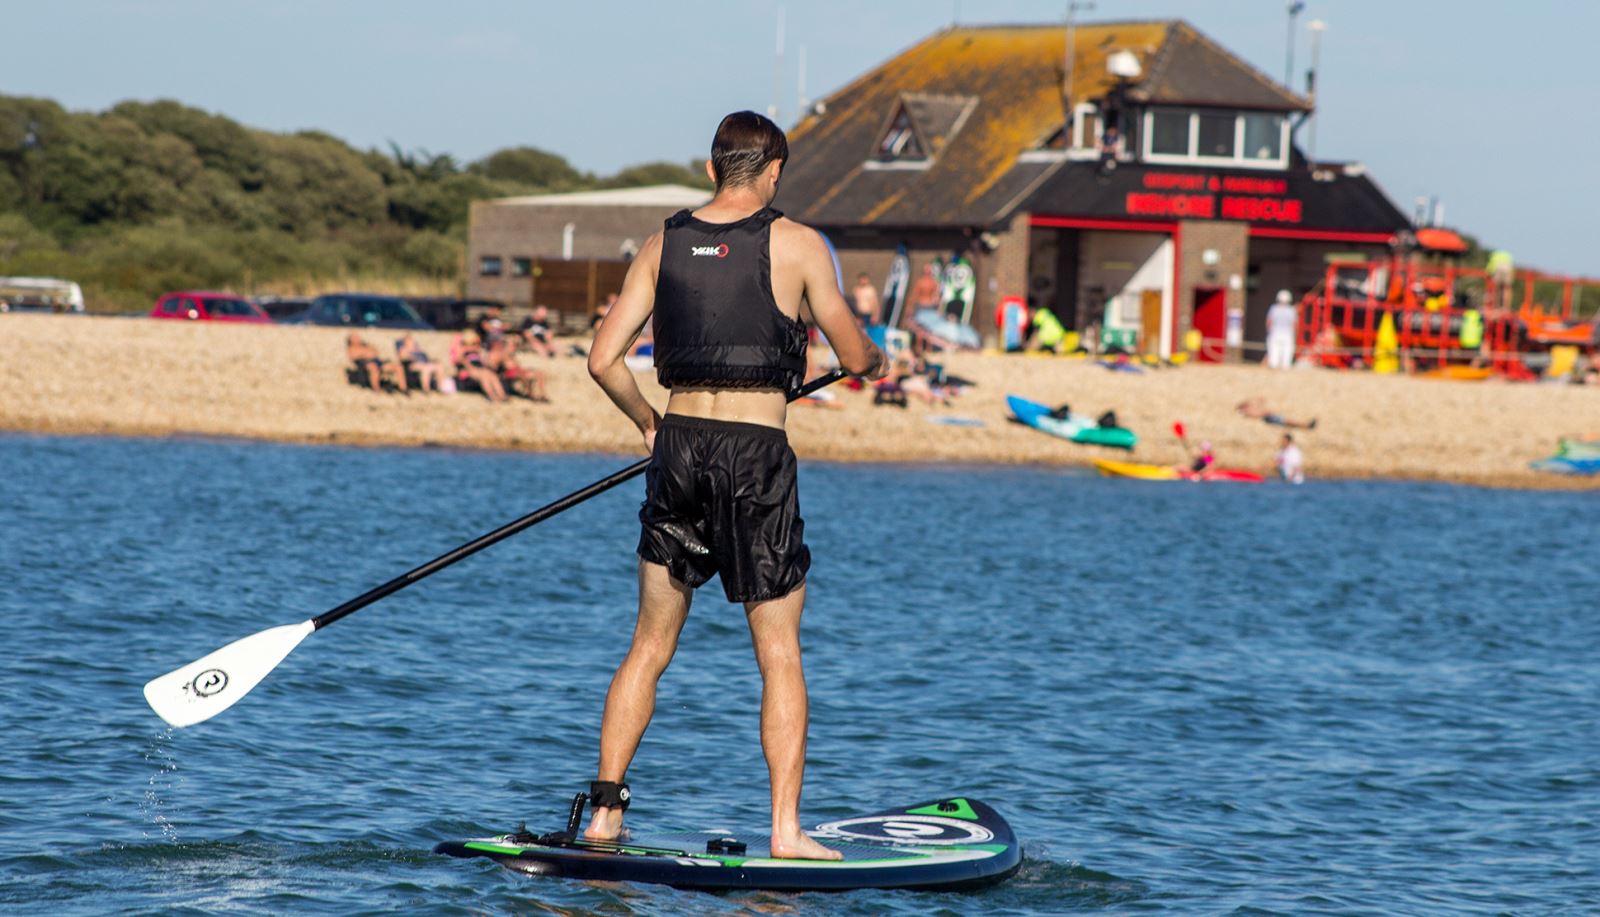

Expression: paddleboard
xmin=436 ymin=797 xmax=1021 ymax=892
xmin=883 ymin=244 xmax=910 ymax=329
xmin=1093 ymin=458 xmax=1265 ymax=483
xmin=1008 ymin=395 xmax=1137 ymax=451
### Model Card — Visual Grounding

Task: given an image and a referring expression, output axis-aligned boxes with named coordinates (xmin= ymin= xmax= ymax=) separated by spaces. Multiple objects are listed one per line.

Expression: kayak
xmin=1094 ymin=459 xmax=1265 ymax=483
xmin=1007 ymin=395 xmax=1137 ymax=450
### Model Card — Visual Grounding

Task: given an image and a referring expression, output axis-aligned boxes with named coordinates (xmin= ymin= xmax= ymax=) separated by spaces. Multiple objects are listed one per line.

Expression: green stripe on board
xmin=906 ymin=798 xmax=978 ymax=820
xmin=465 ymin=842 xmax=529 ymax=856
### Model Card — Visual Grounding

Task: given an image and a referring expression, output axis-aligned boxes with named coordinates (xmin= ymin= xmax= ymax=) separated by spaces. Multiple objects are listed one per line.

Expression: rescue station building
xmin=778 ymin=19 xmax=1410 ymax=358
xmin=467 ymin=20 xmax=1410 ymax=358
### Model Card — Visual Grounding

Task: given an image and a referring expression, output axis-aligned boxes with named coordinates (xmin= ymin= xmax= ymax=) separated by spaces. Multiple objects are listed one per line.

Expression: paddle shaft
xmin=310 ymin=369 xmax=848 ymax=631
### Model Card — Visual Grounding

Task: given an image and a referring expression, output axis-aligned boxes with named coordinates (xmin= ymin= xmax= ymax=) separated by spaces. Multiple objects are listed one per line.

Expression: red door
xmin=1192 ymin=287 xmax=1226 ymax=363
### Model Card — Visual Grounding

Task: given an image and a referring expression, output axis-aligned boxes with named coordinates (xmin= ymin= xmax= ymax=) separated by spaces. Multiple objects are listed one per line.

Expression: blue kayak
xmin=1008 ymin=395 xmax=1136 ymax=450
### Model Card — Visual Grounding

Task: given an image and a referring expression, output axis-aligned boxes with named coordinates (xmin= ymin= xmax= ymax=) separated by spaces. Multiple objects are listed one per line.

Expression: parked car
xmin=0 ymin=276 xmax=85 ymax=313
xmin=254 ymin=296 xmax=314 ymax=321
xmin=149 ymin=291 xmax=272 ymax=323
xmin=405 ymin=297 xmax=507 ymax=331
xmin=284 ymin=293 xmax=433 ymax=330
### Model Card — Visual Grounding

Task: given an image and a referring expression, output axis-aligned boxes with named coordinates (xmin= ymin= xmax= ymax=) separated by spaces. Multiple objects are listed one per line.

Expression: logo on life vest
xmin=690 ymin=244 xmax=730 ymax=258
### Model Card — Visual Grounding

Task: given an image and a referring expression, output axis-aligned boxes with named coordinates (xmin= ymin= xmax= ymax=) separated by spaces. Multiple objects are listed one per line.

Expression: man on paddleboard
xmin=585 ymin=111 xmax=886 ymax=860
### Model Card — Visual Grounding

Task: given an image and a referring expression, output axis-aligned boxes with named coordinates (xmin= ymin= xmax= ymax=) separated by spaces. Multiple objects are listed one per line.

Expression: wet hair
xmin=710 ymin=111 xmax=788 ymax=191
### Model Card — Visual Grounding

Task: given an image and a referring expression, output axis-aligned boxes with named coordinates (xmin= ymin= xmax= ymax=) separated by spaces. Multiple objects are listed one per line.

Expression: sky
xmin=6 ymin=0 xmax=1597 ymax=274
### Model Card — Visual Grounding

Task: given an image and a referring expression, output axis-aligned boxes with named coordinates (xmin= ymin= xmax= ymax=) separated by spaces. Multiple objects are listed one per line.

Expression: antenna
xmin=1063 ymin=1 xmax=1096 ymax=121
xmin=769 ymin=6 xmax=785 ymax=123
xmin=798 ymin=44 xmax=808 ymax=114
xmin=1285 ymin=1 xmax=1306 ymax=86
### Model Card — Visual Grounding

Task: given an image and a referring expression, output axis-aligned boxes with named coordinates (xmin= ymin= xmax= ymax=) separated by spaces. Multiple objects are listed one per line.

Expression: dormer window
xmin=865 ymin=93 xmax=977 ymax=171
xmin=877 ymin=108 xmax=925 ymax=161
xmin=1143 ymin=107 xmax=1288 ymax=169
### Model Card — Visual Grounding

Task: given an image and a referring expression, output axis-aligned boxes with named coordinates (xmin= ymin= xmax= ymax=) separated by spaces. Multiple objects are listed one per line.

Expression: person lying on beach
xmin=485 ymin=338 xmax=549 ymax=401
xmin=1237 ymin=397 xmax=1317 ymax=430
xmin=450 ymin=330 xmax=508 ymax=402
xmin=518 ymin=305 xmax=558 ymax=359
xmin=347 ymin=333 xmax=406 ymax=393
xmin=396 ymin=333 xmax=445 ymax=393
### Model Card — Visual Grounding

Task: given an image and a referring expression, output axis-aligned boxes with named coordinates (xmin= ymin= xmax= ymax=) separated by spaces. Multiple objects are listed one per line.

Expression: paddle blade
xmin=143 ymin=620 xmax=315 ymax=728
xmin=1173 ymin=421 xmax=1187 ymax=439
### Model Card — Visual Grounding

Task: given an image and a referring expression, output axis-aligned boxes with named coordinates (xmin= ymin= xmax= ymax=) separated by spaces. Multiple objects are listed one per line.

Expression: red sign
xmin=1129 ymin=172 xmax=1302 ymax=224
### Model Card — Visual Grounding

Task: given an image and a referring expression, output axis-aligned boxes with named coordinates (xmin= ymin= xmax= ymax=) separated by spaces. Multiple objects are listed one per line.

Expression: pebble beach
xmin=2 ymin=313 xmax=1596 ymax=489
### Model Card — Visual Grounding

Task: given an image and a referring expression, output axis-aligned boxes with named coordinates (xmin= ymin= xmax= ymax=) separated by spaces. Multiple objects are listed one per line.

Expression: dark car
xmin=285 ymin=293 xmax=433 ymax=330
xmin=405 ymin=297 xmax=508 ymax=331
xmin=254 ymin=296 xmax=314 ymax=321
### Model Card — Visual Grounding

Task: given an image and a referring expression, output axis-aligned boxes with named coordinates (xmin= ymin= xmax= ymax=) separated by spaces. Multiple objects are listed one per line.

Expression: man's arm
xmin=794 ymin=228 xmax=886 ymax=378
xmin=588 ymin=232 xmax=664 ymax=442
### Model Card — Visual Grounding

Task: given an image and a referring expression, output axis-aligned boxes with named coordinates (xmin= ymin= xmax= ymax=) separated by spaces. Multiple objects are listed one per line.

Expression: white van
xmin=0 ymin=277 xmax=86 ymax=313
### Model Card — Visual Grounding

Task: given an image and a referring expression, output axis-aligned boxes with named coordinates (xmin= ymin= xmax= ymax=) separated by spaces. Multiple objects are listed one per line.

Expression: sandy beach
xmin=2 ymin=313 xmax=1596 ymax=489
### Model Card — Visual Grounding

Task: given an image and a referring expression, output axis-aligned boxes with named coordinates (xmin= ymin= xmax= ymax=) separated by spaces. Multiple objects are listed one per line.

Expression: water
xmin=1 ymin=433 xmax=1596 ymax=915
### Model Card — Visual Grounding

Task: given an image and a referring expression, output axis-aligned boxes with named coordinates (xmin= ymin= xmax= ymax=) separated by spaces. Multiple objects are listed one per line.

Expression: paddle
xmin=144 ymin=369 xmax=848 ymax=728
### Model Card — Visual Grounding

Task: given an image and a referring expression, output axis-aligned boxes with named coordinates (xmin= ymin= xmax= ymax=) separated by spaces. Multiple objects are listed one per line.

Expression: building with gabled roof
xmin=776 ymin=19 xmax=1410 ymax=358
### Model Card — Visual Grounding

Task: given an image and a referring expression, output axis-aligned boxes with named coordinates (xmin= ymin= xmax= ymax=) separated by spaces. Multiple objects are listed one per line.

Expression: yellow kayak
xmin=1093 ymin=459 xmax=1180 ymax=481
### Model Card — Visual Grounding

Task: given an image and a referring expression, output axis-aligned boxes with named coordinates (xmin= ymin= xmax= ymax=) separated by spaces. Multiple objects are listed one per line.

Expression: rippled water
xmin=1 ymin=433 xmax=1597 ymax=914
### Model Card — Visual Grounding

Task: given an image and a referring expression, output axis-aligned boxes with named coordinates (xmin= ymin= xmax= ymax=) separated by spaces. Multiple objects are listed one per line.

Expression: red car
xmin=149 ymin=291 xmax=272 ymax=323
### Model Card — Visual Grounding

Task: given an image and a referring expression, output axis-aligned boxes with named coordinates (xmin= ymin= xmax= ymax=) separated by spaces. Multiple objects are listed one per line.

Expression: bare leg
xmin=364 ymin=362 xmax=380 ymax=390
xmin=746 ymin=583 xmax=841 ymax=860
xmin=585 ymin=561 xmax=691 ymax=840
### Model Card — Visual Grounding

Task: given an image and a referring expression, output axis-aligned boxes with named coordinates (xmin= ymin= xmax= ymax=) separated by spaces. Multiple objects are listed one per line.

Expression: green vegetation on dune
xmin=0 ymin=95 xmax=711 ymax=311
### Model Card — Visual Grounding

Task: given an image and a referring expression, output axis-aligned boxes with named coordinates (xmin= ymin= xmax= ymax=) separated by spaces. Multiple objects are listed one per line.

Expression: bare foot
xmin=770 ymin=831 xmax=842 ymax=861
xmin=584 ymin=805 xmax=624 ymax=841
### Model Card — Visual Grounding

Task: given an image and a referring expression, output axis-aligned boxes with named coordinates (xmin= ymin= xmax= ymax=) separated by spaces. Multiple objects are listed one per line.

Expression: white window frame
xmin=1141 ymin=108 xmax=1289 ymax=170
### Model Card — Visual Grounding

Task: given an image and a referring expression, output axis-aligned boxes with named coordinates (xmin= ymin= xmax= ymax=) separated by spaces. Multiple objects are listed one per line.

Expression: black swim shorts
xmin=637 ymin=415 xmax=810 ymax=603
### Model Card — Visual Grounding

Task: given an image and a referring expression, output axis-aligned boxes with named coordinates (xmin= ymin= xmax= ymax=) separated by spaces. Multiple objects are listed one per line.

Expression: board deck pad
xmin=434 ymin=797 xmax=1021 ymax=892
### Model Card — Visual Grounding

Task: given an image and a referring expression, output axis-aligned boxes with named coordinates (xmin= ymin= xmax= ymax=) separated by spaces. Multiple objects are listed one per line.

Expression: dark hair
xmin=710 ymin=111 xmax=788 ymax=191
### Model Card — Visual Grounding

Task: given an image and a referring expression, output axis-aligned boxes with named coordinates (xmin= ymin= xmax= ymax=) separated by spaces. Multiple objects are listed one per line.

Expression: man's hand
xmin=641 ymin=408 xmax=662 ymax=453
xmin=861 ymin=343 xmax=890 ymax=381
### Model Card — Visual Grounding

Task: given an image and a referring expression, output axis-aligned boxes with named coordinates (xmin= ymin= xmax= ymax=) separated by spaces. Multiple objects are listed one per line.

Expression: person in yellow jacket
xmin=1027 ymin=307 xmax=1067 ymax=352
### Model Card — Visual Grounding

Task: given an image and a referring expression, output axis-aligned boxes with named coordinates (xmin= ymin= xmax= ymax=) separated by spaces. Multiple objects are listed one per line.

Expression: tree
xmin=474 ymin=145 xmax=583 ymax=189
xmin=600 ymin=159 xmax=712 ymax=190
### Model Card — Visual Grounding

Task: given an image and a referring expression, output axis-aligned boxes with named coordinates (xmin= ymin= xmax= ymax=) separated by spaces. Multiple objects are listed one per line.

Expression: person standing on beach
xmin=851 ymin=272 xmax=881 ymax=325
xmin=1277 ymin=433 xmax=1305 ymax=484
xmin=1265 ymin=289 xmax=1298 ymax=370
xmin=584 ymin=111 xmax=887 ymax=860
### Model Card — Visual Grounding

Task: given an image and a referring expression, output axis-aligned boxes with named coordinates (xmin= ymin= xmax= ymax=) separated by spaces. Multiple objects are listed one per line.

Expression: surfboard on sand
xmin=883 ymin=243 xmax=911 ymax=329
xmin=435 ymin=797 xmax=1022 ymax=892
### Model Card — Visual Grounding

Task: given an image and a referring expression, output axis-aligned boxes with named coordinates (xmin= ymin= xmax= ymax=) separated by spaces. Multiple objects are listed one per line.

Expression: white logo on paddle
xmin=813 ymin=815 xmax=993 ymax=846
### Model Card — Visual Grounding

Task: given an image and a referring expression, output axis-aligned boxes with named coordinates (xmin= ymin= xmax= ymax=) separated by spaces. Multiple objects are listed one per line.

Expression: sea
xmin=0 ymin=433 xmax=1596 ymax=915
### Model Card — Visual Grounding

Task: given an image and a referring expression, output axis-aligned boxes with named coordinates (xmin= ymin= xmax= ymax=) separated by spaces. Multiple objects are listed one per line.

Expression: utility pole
xmin=1285 ymin=1 xmax=1306 ymax=87
xmin=797 ymin=44 xmax=808 ymax=116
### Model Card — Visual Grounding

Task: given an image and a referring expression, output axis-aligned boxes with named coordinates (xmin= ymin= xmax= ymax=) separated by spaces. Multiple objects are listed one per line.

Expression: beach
xmin=2 ymin=313 xmax=1595 ymax=489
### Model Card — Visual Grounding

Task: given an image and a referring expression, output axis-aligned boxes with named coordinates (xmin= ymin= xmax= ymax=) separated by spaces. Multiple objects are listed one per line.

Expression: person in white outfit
xmin=1264 ymin=289 xmax=1298 ymax=370
xmin=1276 ymin=433 xmax=1305 ymax=484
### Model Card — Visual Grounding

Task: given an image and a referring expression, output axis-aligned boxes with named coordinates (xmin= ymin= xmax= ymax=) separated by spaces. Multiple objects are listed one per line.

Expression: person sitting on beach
xmin=1276 ymin=433 xmax=1305 ymax=484
xmin=518 ymin=305 xmax=559 ymax=359
xmin=450 ymin=330 xmax=508 ymax=402
xmin=1237 ymin=397 xmax=1317 ymax=430
xmin=591 ymin=292 xmax=617 ymax=330
xmin=396 ymin=333 xmax=445 ymax=393
xmin=485 ymin=337 xmax=549 ymax=401
xmin=473 ymin=304 xmax=507 ymax=347
xmin=347 ymin=333 xmax=406 ymax=393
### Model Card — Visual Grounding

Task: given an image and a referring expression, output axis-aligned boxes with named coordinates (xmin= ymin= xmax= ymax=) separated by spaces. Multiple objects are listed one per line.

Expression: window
xmin=876 ymin=109 xmax=924 ymax=161
xmin=1143 ymin=108 xmax=1288 ymax=169
xmin=511 ymin=257 xmax=532 ymax=278
xmin=479 ymin=255 xmax=503 ymax=276
xmin=1242 ymin=113 xmax=1284 ymax=161
xmin=1150 ymin=110 xmax=1190 ymax=156
xmin=1196 ymin=112 xmax=1235 ymax=158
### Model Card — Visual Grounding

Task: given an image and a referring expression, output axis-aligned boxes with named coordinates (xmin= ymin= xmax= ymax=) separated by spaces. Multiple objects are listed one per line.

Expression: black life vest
xmin=653 ymin=207 xmax=807 ymax=391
